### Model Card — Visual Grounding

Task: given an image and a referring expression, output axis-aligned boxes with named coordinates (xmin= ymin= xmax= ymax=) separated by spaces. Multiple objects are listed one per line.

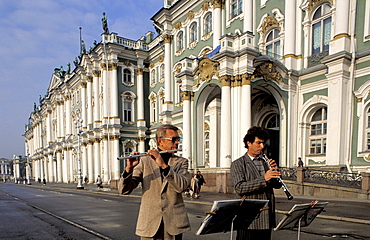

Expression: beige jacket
xmin=118 ymin=154 xmax=191 ymax=237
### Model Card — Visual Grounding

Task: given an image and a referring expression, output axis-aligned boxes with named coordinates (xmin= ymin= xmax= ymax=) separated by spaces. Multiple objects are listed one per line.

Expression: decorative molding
xmin=211 ymin=0 xmax=224 ymax=9
xmin=332 ymin=33 xmax=351 ymax=42
xmin=158 ymin=55 xmax=164 ymax=63
xmin=241 ymin=74 xmax=251 ymax=85
xmin=86 ymin=76 xmax=93 ymax=82
xmin=356 ymin=98 xmax=363 ymax=103
xmin=195 ymin=58 xmax=219 ymax=86
xmin=149 ymin=62 xmax=154 ymax=69
xmin=175 ymin=63 xmax=182 ymax=73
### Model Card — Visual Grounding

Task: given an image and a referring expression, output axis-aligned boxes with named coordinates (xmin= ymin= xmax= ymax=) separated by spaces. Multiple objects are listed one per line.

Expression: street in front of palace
xmin=0 ymin=182 xmax=369 ymax=240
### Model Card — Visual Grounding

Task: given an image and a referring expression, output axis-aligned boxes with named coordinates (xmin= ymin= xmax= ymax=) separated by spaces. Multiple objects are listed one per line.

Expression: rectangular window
xmin=124 ymin=102 xmax=132 ymax=122
xmin=367 ymin=133 xmax=370 ymax=150
xmin=312 ymin=22 xmax=321 ymax=54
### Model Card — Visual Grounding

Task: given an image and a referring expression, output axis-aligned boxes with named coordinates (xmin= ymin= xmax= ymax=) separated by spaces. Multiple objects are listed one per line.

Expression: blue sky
xmin=0 ymin=0 xmax=164 ymax=159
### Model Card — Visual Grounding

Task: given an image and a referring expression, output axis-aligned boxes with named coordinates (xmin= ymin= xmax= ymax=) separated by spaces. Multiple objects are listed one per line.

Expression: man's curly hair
xmin=243 ymin=126 xmax=269 ymax=148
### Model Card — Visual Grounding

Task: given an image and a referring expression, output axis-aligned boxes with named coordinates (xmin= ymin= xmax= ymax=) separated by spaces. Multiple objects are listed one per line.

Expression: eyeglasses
xmin=161 ymin=136 xmax=182 ymax=143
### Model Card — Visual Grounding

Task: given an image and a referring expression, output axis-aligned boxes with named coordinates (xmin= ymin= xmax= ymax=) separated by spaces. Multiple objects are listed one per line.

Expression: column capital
xmin=219 ymin=75 xmax=232 ymax=87
xmin=86 ymin=75 xmax=93 ymax=82
xmin=137 ymin=68 xmax=144 ymax=75
xmin=211 ymin=0 xmax=224 ymax=9
xmin=93 ymin=70 xmax=101 ymax=77
xmin=180 ymin=91 xmax=193 ymax=101
xmin=162 ymin=34 xmax=173 ymax=44
xmin=241 ymin=73 xmax=251 ymax=85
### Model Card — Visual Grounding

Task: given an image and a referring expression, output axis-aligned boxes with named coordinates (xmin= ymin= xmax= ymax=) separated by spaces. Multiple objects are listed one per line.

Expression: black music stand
xmin=196 ymin=198 xmax=269 ymax=239
xmin=274 ymin=200 xmax=328 ymax=240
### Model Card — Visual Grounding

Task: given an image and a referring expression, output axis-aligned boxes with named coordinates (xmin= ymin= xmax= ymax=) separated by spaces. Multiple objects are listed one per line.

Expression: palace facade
xmin=24 ymin=0 xmax=370 ymax=192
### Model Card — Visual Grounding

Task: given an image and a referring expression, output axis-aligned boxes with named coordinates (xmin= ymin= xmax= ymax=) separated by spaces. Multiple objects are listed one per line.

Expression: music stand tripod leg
xmin=230 ymin=215 xmax=237 ymax=240
xmin=297 ymin=215 xmax=303 ymax=240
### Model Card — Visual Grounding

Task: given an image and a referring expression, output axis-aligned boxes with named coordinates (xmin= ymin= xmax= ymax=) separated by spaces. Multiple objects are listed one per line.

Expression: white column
xmin=87 ymin=76 xmax=93 ymax=129
xmin=213 ymin=0 xmax=222 ymax=47
xmin=56 ymin=150 xmax=62 ymax=182
xmin=162 ymin=34 xmax=173 ymax=116
xmin=81 ymin=82 xmax=87 ymax=129
xmin=137 ymin=68 xmax=145 ymax=121
xmin=284 ymin=0 xmax=297 ymax=69
xmin=46 ymin=111 xmax=52 ymax=144
xmin=93 ymin=70 xmax=101 ymax=128
xmin=219 ymin=76 xmax=232 ymax=167
xmin=112 ymin=137 xmax=120 ymax=179
xmin=63 ymin=149 xmax=70 ymax=182
xmin=94 ymin=140 xmax=101 ymax=179
xmin=82 ymin=143 xmax=88 ymax=180
xmin=330 ymin=0 xmax=351 ymax=53
xmin=103 ymin=64 xmax=109 ymax=125
xmin=110 ymin=63 xmax=119 ymax=122
xmin=103 ymin=137 xmax=109 ymax=182
xmin=232 ymin=79 xmax=241 ymax=159
xmin=62 ymin=148 xmax=69 ymax=182
xmin=240 ymin=76 xmax=252 ymax=149
xmin=243 ymin=0 xmax=253 ymax=33
xmin=181 ymin=91 xmax=192 ymax=166
xmin=137 ymin=68 xmax=146 ymax=152
xmin=48 ymin=154 xmax=54 ymax=182
xmin=65 ymin=96 xmax=72 ymax=136
xmin=87 ymin=142 xmax=94 ymax=182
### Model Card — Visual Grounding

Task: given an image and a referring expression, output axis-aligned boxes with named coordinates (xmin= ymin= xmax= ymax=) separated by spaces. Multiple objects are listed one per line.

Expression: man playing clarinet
xmin=231 ymin=126 xmax=282 ymax=240
xmin=118 ymin=124 xmax=191 ymax=240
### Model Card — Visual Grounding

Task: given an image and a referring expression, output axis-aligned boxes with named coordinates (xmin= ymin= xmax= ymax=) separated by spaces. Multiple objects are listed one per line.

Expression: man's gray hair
xmin=156 ymin=124 xmax=179 ymax=139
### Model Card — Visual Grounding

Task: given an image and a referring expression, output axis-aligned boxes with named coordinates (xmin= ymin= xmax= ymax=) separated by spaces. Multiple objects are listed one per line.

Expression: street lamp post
xmin=74 ymin=118 xmax=84 ymax=189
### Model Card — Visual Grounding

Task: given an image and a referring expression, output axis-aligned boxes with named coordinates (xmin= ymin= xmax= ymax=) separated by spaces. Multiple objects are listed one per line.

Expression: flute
xmin=262 ymin=154 xmax=294 ymax=200
xmin=117 ymin=149 xmax=182 ymax=160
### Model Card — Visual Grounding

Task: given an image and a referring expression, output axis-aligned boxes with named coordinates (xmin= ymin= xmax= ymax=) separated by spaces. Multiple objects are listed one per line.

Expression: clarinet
xmin=261 ymin=154 xmax=293 ymax=200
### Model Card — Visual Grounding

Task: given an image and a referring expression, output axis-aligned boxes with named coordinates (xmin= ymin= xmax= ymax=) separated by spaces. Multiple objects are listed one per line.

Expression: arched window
xmin=204 ymin=13 xmax=212 ymax=35
xmin=123 ymin=69 xmax=132 ymax=83
xmin=231 ymin=0 xmax=243 ymax=18
xmin=177 ymin=31 xmax=184 ymax=52
xmin=190 ymin=22 xmax=198 ymax=43
xmin=124 ymin=141 xmax=134 ymax=156
xmin=151 ymin=69 xmax=156 ymax=85
xmin=266 ymin=28 xmax=281 ymax=58
xmin=367 ymin=108 xmax=370 ymax=150
xmin=309 ymin=107 xmax=327 ymax=155
xmin=312 ymin=3 xmax=332 ymax=55
xmin=204 ymin=130 xmax=210 ymax=163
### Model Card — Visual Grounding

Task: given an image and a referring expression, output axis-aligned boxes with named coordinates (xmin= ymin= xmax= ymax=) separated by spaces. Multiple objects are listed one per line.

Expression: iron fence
xmin=279 ymin=167 xmax=362 ymax=189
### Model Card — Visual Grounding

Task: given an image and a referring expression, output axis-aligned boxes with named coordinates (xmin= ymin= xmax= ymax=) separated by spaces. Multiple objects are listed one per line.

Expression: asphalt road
xmin=0 ymin=182 xmax=369 ymax=240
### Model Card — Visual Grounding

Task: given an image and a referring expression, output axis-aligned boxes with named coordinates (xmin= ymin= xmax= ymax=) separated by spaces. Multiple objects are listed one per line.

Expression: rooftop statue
xmin=102 ymin=12 xmax=109 ymax=34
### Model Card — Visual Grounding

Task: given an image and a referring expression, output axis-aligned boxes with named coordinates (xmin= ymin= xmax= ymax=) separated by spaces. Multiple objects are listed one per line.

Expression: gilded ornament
xmin=195 ymin=58 xmax=220 ymax=86
xmin=188 ymin=11 xmax=194 ymax=20
xmin=262 ymin=16 xmax=279 ymax=35
xmin=175 ymin=64 xmax=182 ymax=73
xmin=163 ymin=34 xmax=173 ymax=44
xmin=158 ymin=56 xmax=164 ymax=63
xmin=137 ymin=68 xmax=144 ymax=75
xmin=124 ymin=60 xmax=132 ymax=67
xmin=202 ymin=2 xmax=210 ymax=11
xmin=174 ymin=22 xmax=182 ymax=30
xmin=149 ymin=62 xmax=154 ymax=69
xmin=254 ymin=62 xmax=282 ymax=82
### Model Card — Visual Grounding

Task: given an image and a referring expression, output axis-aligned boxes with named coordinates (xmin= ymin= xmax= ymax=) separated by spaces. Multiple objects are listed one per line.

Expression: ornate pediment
xmin=194 ymin=58 xmax=219 ymax=86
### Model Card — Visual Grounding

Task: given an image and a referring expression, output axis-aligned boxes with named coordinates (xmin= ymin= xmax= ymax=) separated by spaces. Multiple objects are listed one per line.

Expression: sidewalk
xmin=21 ymin=181 xmax=370 ymax=226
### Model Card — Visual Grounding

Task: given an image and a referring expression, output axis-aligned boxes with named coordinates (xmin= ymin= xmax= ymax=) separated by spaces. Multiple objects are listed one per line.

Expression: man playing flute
xmin=118 ymin=124 xmax=191 ymax=240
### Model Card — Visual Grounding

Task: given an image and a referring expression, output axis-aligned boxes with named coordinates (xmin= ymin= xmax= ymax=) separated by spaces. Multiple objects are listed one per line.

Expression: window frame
xmin=309 ymin=107 xmax=327 ymax=155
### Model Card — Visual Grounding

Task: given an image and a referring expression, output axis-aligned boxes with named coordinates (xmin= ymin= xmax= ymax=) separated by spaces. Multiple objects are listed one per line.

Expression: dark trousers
xmin=236 ymin=229 xmax=272 ymax=240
